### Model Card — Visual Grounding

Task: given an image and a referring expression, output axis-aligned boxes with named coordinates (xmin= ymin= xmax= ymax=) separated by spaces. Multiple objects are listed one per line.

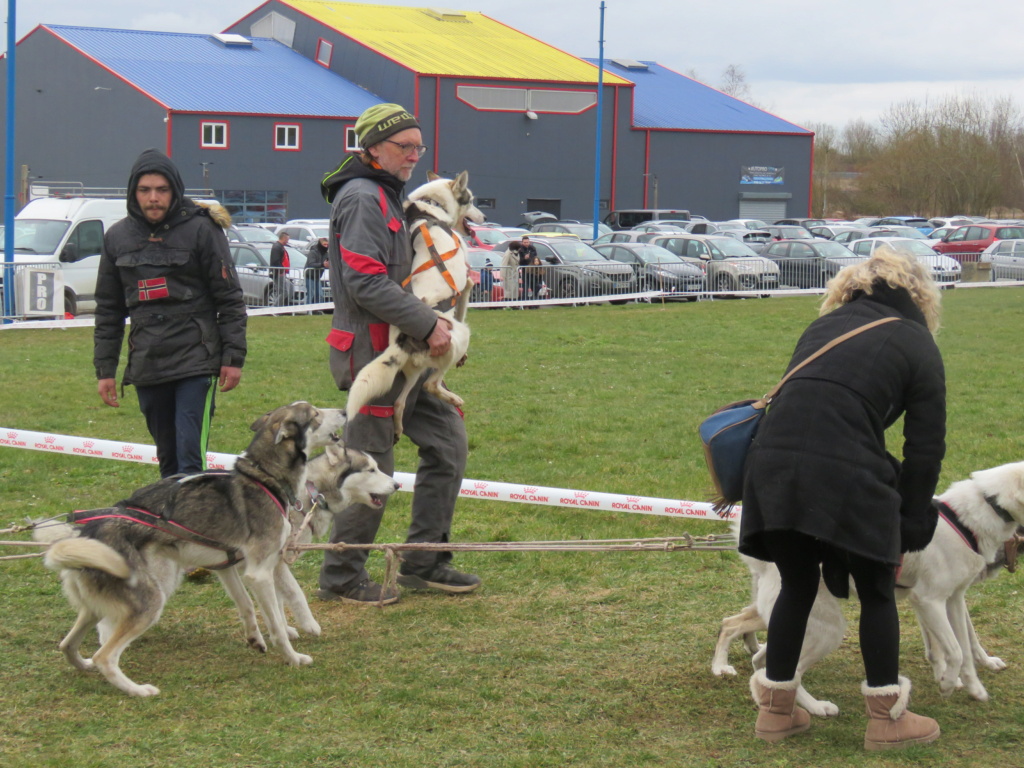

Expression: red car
xmin=932 ymin=223 xmax=1024 ymax=256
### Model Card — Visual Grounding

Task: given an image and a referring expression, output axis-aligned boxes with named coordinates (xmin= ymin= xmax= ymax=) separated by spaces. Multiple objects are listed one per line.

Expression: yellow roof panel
xmin=283 ymin=1 xmax=630 ymax=84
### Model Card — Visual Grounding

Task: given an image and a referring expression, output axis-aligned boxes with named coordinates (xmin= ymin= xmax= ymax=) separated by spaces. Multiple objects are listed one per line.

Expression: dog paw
xmin=129 ymin=684 xmax=161 ymax=697
xmin=980 ymin=655 xmax=1007 ymax=671
xmin=298 ymin=621 xmax=322 ymax=637
xmin=967 ymin=685 xmax=990 ymax=702
xmin=712 ymin=664 xmax=737 ymax=677
xmin=286 ymin=625 xmax=300 ymax=640
xmin=287 ymin=653 xmax=313 ymax=667
xmin=247 ymin=636 xmax=268 ymax=653
xmin=806 ymin=700 xmax=839 ymax=717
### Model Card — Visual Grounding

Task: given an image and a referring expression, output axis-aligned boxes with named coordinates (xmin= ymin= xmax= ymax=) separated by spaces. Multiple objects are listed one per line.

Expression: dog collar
xmin=983 ymin=494 xmax=1016 ymax=524
xmin=936 ymin=501 xmax=979 ymax=554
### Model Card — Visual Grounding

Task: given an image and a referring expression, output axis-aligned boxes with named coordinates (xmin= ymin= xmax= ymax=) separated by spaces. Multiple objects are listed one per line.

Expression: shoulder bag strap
xmin=760 ymin=316 xmax=900 ymax=405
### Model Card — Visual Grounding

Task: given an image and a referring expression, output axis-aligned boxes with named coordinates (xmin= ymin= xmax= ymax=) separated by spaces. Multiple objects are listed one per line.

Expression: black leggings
xmin=761 ymin=530 xmax=899 ymax=687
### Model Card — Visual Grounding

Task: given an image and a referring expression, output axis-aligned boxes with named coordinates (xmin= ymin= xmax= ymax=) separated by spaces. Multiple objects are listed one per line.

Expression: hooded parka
xmin=94 ymin=149 xmax=247 ymax=387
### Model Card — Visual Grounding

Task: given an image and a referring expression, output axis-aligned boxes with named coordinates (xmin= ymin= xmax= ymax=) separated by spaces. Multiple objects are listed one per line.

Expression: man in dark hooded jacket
xmin=317 ymin=103 xmax=480 ymax=605
xmin=94 ymin=148 xmax=247 ymax=478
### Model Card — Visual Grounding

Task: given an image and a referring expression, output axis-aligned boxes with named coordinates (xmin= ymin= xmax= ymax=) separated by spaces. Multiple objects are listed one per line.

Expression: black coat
xmin=94 ymin=149 xmax=247 ymax=387
xmin=738 ymin=283 xmax=945 ymax=568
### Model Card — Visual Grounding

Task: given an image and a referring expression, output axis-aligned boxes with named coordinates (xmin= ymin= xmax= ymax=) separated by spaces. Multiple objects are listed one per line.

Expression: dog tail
xmin=345 ymin=342 xmax=410 ymax=419
xmin=44 ymin=538 xmax=131 ymax=579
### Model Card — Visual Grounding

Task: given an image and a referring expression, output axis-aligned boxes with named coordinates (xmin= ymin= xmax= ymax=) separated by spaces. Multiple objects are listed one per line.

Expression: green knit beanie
xmin=355 ymin=103 xmax=420 ymax=150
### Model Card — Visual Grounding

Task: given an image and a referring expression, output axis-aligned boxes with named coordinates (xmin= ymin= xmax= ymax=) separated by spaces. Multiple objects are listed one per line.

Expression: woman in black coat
xmin=738 ymin=246 xmax=945 ymax=750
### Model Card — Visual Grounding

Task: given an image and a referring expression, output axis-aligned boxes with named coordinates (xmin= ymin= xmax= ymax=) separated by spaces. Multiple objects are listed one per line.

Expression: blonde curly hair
xmin=820 ymin=245 xmax=942 ymax=334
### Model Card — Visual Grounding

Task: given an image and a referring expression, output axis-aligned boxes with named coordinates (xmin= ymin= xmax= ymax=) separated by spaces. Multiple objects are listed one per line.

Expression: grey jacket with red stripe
xmin=323 ymin=157 xmax=437 ymax=401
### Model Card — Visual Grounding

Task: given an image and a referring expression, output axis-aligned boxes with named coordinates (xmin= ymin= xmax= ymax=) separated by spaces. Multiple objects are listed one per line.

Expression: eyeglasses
xmin=384 ymin=140 xmax=429 ymax=158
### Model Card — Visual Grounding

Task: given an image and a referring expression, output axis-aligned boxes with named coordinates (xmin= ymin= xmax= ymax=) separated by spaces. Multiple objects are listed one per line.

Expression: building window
xmin=315 ymin=38 xmax=333 ymax=67
xmin=217 ymin=189 xmax=289 ymax=226
xmin=456 ymin=85 xmax=597 ymax=114
xmin=476 ymin=198 xmax=496 ymax=210
xmin=201 ymin=121 xmax=229 ymax=149
xmin=345 ymin=126 xmax=360 ymax=152
xmin=274 ymin=123 xmax=301 ymax=151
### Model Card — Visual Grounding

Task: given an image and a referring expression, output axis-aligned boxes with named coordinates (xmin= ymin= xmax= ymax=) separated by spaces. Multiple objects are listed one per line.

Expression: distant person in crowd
xmin=270 ymin=230 xmax=291 ymax=306
xmin=500 ymin=242 xmax=521 ymax=303
xmin=306 ymin=236 xmax=329 ymax=311
xmin=738 ymin=246 xmax=945 ymax=750
xmin=93 ymin=148 xmax=247 ymax=478
xmin=317 ymin=102 xmax=480 ymax=605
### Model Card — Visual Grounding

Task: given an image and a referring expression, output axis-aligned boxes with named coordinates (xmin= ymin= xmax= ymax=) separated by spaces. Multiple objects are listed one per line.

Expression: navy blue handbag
xmin=699 ymin=317 xmax=898 ymax=515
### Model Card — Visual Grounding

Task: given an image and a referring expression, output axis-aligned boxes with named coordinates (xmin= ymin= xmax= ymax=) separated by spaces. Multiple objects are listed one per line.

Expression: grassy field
xmin=1 ymin=288 xmax=1022 ymax=767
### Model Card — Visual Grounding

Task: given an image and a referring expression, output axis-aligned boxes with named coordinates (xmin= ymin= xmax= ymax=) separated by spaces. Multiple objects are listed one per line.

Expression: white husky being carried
xmin=344 ymin=171 xmax=484 ymax=438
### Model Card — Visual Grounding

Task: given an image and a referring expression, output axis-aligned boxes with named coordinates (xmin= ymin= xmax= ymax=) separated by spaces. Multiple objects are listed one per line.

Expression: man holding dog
xmin=94 ymin=148 xmax=247 ymax=479
xmin=318 ymin=103 xmax=480 ymax=605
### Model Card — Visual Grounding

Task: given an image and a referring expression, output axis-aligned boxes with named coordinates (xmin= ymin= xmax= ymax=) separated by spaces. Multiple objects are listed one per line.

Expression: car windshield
xmin=549 ymin=240 xmax=606 ymax=263
xmin=778 ymin=227 xmax=808 ymax=238
xmin=474 ymin=228 xmax=508 ymax=245
xmin=815 ymin=242 xmax=857 ymax=258
xmin=466 ymin=250 xmax=495 ymax=268
xmin=238 ymin=227 xmax=277 ymax=243
xmin=707 ymin=238 xmax=758 ymax=258
xmin=632 ymin=245 xmax=686 ymax=264
xmin=13 ymin=219 xmax=70 ymax=254
xmin=885 ymin=239 xmax=935 ymax=257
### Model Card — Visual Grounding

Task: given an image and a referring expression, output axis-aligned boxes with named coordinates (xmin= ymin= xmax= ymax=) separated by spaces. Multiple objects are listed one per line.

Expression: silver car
xmin=847 ymin=237 xmax=961 ymax=285
xmin=648 ymin=234 xmax=780 ymax=292
xmin=980 ymin=238 xmax=1024 ymax=280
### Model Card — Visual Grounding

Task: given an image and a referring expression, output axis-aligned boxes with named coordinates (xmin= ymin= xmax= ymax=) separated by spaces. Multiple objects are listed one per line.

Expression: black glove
xmin=900 ymin=499 xmax=939 ymax=553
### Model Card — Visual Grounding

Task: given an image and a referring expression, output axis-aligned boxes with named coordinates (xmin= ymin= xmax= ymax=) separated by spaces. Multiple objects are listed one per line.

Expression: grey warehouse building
xmin=1 ymin=0 xmax=813 ymax=225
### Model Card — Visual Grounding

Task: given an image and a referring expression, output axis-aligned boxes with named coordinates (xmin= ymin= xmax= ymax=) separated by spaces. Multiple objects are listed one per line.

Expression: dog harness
xmin=896 ymin=497 xmax=1020 ymax=585
xmin=403 ymin=221 xmax=462 ymax=312
xmin=68 ymin=470 xmax=293 ymax=571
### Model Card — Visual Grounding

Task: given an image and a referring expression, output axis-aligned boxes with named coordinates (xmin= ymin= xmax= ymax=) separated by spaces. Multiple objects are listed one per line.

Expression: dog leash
xmin=282 ymin=482 xmax=324 ymax=566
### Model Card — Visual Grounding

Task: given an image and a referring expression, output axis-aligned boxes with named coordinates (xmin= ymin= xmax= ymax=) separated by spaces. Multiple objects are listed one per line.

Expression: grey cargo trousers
xmin=318 ymin=375 xmax=468 ymax=592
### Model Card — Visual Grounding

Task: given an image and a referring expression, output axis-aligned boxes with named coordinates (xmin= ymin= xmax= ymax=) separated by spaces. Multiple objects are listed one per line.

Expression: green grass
xmin=1 ymin=289 xmax=1023 ymax=767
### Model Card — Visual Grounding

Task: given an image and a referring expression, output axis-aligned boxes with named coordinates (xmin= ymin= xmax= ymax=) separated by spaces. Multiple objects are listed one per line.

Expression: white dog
xmin=344 ymin=171 xmax=484 ymax=438
xmin=712 ymin=461 xmax=1024 ymax=715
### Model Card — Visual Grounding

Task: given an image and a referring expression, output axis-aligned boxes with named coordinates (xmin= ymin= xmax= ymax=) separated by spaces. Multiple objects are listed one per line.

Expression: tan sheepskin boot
xmin=750 ymin=668 xmax=811 ymax=742
xmin=862 ymin=676 xmax=940 ymax=751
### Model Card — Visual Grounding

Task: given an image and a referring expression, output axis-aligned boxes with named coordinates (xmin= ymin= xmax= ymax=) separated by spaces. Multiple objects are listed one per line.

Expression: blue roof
xmin=589 ymin=59 xmax=811 ymax=135
xmin=44 ymin=25 xmax=383 ymax=118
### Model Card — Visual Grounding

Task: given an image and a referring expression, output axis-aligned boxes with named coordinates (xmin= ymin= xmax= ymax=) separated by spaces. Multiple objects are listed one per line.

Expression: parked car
xmin=874 ymin=216 xmax=932 ymax=232
xmin=647 ymin=234 xmax=780 ymax=292
xmin=927 ymin=217 xmax=973 ymax=231
xmin=275 ymin=219 xmax=330 ymax=249
xmin=980 ymin=239 xmax=1024 ymax=280
xmin=531 ymin=221 xmax=611 ymax=243
xmin=228 ymin=241 xmax=307 ymax=306
xmin=592 ymin=230 xmax=664 ymax=246
xmin=603 ymin=208 xmax=691 ymax=230
xmin=762 ymin=240 xmax=865 ymax=288
xmin=831 ymin=228 xmax=875 ymax=244
xmin=862 ymin=226 xmax=939 ymax=246
xmin=765 ymin=225 xmax=814 ymax=242
xmin=773 ymin=217 xmax=825 ymax=228
xmin=630 ymin=221 xmax=693 ymax=234
xmin=491 ymin=236 xmax=637 ymax=301
xmin=932 ymin=223 xmax=1024 ymax=256
xmin=847 ymin=237 xmax=961 ymax=285
xmin=714 ymin=226 xmax=772 ymax=253
xmin=592 ymin=242 xmax=705 ymax=298
xmin=466 ymin=247 xmax=505 ymax=301
xmin=723 ymin=218 xmax=769 ymax=230
xmin=808 ymin=224 xmax=862 ymax=240
xmin=227 ymin=224 xmax=279 ymax=244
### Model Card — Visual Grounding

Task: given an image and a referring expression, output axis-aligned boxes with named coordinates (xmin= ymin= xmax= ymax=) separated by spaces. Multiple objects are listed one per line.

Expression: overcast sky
xmin=12 ymin=1 xmax=1024 ymax=131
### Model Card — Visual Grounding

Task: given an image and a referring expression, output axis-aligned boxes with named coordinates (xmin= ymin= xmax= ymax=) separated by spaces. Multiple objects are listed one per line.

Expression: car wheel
xmin=64 ymin=289 xmax=77 ymax=317
xmin=265 ymin=286 xmax=277 ymax=307
xmin=714 ymin=273 xmax=735 ymax=292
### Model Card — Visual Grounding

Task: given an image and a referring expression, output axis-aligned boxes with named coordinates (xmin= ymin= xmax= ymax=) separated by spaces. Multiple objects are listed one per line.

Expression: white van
xmin=8 ymin=197 xmax=127 ymax=315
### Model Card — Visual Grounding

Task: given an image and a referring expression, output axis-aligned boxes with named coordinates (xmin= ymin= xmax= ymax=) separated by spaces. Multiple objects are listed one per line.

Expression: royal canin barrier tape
xmin=0 ymin=428 xmax=736 ymax=521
